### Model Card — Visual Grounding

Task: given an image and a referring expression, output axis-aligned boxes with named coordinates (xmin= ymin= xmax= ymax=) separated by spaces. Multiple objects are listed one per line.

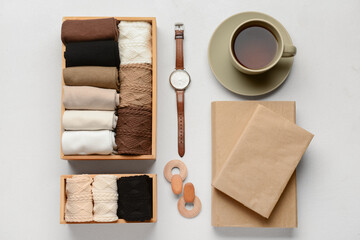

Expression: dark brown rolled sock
xmin=63 ymin=66 xmax=119 ymax=91
xmin=61 ymin=18 xmax=119 ymax=44
xmin=116 ymin=107 xmax=152 ymax=155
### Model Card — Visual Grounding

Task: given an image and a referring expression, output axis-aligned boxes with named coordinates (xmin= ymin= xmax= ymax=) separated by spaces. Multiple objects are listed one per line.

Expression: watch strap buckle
xmin=175 ymin=23 xmax=184 ymax=39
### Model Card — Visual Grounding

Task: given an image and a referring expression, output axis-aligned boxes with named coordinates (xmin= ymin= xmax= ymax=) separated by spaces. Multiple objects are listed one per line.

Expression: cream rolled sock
xmin=92 ymin=175 xmax=118 ymax=222
xmin=65 ymin=175 xmax=93 ymax=222
xmin=62 ymin=130 xmax=117 ymax=155
xmin=118 ymin=21 xmax=152 ymax=64
xmin=63 ymin=110 xmax=118 ymax=130
xmin=63 ymin=86 xmax=119 ymax=110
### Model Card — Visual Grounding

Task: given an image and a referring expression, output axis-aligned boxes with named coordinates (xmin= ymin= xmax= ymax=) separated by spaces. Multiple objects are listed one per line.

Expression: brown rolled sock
xmin=61 ymin=18 xmax=119 ymax=44
xmin=119 ymin=63 xmax=152 ymax=108
xmin=116 ymin=107 xmax=152 ymax=155
xmin=64 ymin=67 xmax=119 ymax=91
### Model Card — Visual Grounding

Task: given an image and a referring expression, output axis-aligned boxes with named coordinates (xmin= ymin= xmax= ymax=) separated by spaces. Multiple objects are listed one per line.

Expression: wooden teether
xmin=163 ymin=159 xmax=188 ymax=182
xmin=171 ymin=174 xmax=183 ymax=195
xmin=183 ymin=183 xmax=195 ymax=203
xmin=164 ymin=159 xmax=201 ymax=218
xmin=177 ymin=196 xmax=202 ymax=218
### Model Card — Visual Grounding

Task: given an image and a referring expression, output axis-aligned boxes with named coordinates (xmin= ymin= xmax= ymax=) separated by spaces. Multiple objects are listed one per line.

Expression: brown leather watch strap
xmin=176 ymin=90 xmax=185 ymax=157
xmin=175 ymin=29 xmax=184 ymax=70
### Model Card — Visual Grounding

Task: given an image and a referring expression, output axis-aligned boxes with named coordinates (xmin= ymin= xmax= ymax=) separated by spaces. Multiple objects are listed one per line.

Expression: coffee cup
xmin=229 ymin=19 xmax=296 ymax=75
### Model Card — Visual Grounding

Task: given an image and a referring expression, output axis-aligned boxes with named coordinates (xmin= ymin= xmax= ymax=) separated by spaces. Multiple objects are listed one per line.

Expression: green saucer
xmin=208 ymin=12 xmax=294 ymax=96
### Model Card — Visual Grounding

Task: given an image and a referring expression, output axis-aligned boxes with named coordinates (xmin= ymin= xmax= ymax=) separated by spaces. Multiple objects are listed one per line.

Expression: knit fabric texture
xmin=65 ymin=175 xmax=93 ymax=222
xmin=119 ymin=63 xmax=152 ymax=108
xmin=115 ymin=107 xmax=152 ymax=155
xmin=92 ymin=175 xmax=119 ymax=222
xmin=118 ymin=21 xmax=152 ymax=64
xmin=61 ymin=18 xmax=119 ymax=44
xmin=117 ymin=175 xmax=153 ymax=221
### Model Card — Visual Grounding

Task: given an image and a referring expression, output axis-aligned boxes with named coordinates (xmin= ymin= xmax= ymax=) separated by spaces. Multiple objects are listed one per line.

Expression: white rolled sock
xmin=118 ymin=21 xmax=152 ymax=64
xmin=62 ymin=130 xmax=117 ymax=155
xmin=63 ymin=110 xmax=118 ymax=130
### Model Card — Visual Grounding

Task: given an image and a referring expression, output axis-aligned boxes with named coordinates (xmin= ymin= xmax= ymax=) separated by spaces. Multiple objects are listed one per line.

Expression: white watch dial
xmin=170 ymin=70 xmax=191 ymax=90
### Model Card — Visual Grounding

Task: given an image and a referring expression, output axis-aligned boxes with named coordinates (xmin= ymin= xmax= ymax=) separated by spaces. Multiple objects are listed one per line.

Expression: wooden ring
xmin=163 ymin=160 xmax=187 ymax=182
xmin=177 ymin=196 xmax=201 ymax=218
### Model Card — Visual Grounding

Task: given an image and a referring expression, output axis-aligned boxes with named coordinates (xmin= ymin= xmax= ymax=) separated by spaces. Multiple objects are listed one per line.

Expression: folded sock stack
xmin=116 ymin=21 xmax=153 ymax=155
xmin=61 ymin=18 xmax=153 ymax=156
xmin=64 ymin=175 xmax=153 ymax=223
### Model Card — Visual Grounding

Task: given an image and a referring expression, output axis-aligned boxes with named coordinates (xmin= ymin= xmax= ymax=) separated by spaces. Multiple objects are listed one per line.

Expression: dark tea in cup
xmin=232 ymin=26 xmax=278 ymax=70
xmin=228 ymin=19 xmax=296 ymax=75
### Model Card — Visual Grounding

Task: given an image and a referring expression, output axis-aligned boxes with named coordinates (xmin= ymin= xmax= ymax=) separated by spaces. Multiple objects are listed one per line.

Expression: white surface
xmin=0 ymin=0 xmax=359 ymax=239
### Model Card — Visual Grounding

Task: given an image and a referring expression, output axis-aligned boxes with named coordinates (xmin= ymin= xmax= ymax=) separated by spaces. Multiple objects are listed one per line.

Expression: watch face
xmin=169 ymin=70 xmax=191 ymax=90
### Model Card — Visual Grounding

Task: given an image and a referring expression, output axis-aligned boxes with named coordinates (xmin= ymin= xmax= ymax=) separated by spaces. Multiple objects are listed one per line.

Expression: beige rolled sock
xmin=92 ymin=175 xmax=118 ymax=222
xmin=63 ymin=110 xmax=117 ymax=130
xmin=65 ymin=175 xmax=93 ymax=222
xmin=63 ymin=86 xmax=119 ymax=110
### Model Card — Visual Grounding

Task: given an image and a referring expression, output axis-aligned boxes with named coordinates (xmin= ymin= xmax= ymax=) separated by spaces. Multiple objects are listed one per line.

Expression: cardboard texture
xmin=213 ymin=104 xmax=314 ymax=219
xmin=212 ymin=101 xmax=299 ymax=227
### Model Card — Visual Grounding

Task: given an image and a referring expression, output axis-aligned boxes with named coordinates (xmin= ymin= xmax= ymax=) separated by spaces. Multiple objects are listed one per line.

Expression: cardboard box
xmin=60 ymin=17 xmax=157 ymax=160
xmin=60 ymin=174 xmax=157 ymax=224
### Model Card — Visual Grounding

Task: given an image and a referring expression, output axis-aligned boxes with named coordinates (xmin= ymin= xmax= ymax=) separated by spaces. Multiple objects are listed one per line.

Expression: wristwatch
xmin=169 ymin=23 xmax=191 ymax=157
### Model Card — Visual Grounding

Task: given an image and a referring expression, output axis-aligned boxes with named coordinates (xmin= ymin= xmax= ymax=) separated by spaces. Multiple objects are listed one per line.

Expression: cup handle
xmin=282 ymin=45 xmax=297 ymax=57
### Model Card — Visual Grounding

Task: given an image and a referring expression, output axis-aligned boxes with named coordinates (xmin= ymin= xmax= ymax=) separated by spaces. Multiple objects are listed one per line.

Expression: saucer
xmin=208 ymin=12 xmax=294 ymax=96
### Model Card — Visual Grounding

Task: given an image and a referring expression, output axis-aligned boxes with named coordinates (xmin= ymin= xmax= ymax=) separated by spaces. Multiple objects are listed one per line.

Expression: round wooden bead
xmin=171 ymin=174 xmax=183 ymax=195
xmin=183 ymin=183 xmax=195 ymax=203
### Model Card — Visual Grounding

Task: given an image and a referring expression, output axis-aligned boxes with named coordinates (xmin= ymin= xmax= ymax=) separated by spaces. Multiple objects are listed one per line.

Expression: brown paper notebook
xmin=213 ymin=104 xmax=313 ymax=219
xmin=211 ymin=101 xmax=298 ymax=227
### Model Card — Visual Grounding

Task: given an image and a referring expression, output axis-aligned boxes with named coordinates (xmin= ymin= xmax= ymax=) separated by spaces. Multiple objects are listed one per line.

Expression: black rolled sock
xmin=65 ymin=40 xmax=120 ymax=67
xmin=117 ymin=175 xmax=153 ymax=221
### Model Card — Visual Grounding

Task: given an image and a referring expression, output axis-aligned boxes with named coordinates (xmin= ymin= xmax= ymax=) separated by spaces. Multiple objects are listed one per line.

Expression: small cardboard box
xmin=60 ymin=17 xmax=157 ymax=160
xmin=60 ymin=174 xmax=157 ymax=224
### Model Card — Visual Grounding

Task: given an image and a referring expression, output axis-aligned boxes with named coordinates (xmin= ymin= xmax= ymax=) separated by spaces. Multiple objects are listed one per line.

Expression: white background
xmin=0 ymin=0 xmax=359 ymax=239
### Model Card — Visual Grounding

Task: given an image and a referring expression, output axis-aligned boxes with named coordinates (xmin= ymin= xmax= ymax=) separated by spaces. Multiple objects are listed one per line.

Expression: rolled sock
xmin=92 ymin=175 xmax=118 ymax=222
xmin=119 ymin=63 xmax=152 ymax=108
xmin=65 ymin=40 xmax=120 ymax=67
xmin=63 ymin=86 xmax=119 ymax=110
xmin=117 ymin=175 xmax=153 ymax=221
xmin=62 ymin=130 xmax=116 ymax=155
xmin=63 ymin=110 xmax=117 ymax=130
xmin=118 ymin=21 xmax=152 ymax=64
xmin=115 ymin=107 xmax=152 ymax=155
xmin=63 ymin=66 xmax=119 ymax=91
xmin=61 ymin=18 xmax=119 ymax=44
xmin=65 ymin=175 xmax=93 ymax=222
